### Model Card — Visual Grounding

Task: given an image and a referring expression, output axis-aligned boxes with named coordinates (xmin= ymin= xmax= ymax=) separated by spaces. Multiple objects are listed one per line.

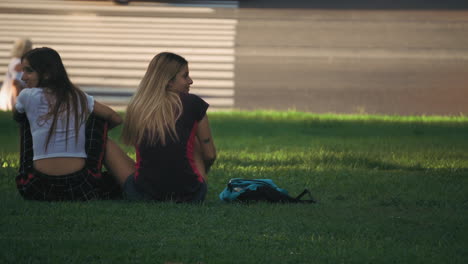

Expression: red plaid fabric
xmin=15 ymin=113 xmax=122 ymax=201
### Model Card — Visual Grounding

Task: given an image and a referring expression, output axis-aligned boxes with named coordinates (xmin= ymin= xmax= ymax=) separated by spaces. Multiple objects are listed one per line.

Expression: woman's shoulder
xmin=181 ymin=93 xmax=209 ymax=109
xmin=19 ymin=87 xmax=43 ymax=96
xmin=17 ymin=88 xmax=44 ymax=102
xmin=180 ymin=93 xmax=209 ymax=120
xmin=180 ymin=93 xmax=206 ymax=104
xmin=16 ymin=88 xmax=45 ymax=112
xmin=180 ymin=92 xmax=199 ymax=99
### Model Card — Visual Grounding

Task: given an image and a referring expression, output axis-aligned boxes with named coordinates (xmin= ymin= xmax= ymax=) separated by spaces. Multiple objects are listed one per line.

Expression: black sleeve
xmin=183 ymin=94 xmax=209 ymax=121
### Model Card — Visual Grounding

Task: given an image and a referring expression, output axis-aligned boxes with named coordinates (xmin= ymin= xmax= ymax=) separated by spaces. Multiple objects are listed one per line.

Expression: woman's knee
xmin=104 ymin=139 xmax=135 ymax=186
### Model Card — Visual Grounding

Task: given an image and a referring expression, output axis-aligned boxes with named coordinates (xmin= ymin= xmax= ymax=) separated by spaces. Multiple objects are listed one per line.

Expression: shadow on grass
xmin=213 ymin=115 xmax=468 ymax=139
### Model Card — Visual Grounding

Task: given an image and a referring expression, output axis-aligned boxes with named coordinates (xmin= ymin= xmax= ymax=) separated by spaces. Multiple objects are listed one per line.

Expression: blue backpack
xmin=219 ymin=178 xmax=316 ymax=203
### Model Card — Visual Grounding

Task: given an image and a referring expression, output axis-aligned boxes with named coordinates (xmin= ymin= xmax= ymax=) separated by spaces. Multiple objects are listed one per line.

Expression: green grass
xmin=1 ymin=110 xmax=467 ymax=263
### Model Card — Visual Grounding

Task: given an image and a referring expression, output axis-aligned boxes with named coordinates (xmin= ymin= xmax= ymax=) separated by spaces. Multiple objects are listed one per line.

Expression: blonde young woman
xmin=105 ymin=52 xmax=216 ymax=202
xmin=0 ymin=38 xmax=32 ymax=111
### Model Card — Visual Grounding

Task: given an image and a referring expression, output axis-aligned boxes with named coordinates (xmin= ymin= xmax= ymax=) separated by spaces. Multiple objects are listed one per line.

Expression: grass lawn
xmin=0 ymin=110 xmax=467 ymax=263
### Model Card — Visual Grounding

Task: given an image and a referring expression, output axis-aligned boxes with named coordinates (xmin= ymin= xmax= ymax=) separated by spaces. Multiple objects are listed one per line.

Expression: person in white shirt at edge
xmin=0 ymin=38 xmax=32 ymax=111
xmin=14 ymin=47 xmax=130 ymax=201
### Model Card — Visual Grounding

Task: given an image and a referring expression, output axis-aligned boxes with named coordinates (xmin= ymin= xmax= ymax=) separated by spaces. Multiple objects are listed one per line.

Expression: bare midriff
xmin=33 ymin=157 xmax=86 ymax=176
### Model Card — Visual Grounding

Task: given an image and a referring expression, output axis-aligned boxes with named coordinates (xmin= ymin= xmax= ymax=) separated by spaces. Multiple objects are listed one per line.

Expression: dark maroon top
xmin=134 ymin=93 xmax=209 ymax=201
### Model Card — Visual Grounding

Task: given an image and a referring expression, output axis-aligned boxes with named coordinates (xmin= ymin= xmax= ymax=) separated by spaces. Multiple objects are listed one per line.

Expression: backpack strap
xmin=294 ymin=189 xmax=317 ymax=203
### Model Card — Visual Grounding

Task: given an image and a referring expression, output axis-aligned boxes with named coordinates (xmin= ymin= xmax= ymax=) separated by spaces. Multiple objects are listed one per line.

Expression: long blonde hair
xmin=122 ymin=52 xmax=187 ymax=146
xmin=11 ymin=38 xmax=33 ymax=58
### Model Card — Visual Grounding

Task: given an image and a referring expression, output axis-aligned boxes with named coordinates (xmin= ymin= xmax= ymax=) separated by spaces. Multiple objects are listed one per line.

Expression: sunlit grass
xmin=0 ymin=110 xmax=467 ymax=263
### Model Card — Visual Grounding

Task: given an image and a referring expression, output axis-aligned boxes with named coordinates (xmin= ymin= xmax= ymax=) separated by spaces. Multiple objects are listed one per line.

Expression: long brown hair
xmin=122 ymin=52 xmax=187 ymax=146
xmin=22 ymin=47 xmax=89 ymax=150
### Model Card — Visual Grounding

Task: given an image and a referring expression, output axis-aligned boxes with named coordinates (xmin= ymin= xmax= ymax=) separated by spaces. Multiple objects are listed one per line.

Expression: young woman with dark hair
xmin=14 ymin=47 xmax=125 ymax=201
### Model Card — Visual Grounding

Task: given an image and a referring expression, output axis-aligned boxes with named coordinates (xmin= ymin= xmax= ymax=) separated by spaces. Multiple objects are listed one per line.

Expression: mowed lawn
xmin=0 ymin=110 xmax=467 ymax=264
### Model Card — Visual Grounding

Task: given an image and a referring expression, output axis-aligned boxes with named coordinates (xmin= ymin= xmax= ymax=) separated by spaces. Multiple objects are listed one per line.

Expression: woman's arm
xmin=196 ymin=114 xmax=217 ymax=172
xmin=93 ymin=101 xmax=122 ymax=129
xmin=13 ymin=62 xmax=25 ymax=96
xmin=12 ymin=80 xmax=24 ymax=97
xmin=13 ymin=88 xmax=27 ymax=122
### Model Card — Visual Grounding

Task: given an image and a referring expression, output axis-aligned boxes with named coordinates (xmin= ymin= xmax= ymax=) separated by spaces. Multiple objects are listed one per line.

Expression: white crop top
xmin=15 ymin=88 xmax=94 ymax=161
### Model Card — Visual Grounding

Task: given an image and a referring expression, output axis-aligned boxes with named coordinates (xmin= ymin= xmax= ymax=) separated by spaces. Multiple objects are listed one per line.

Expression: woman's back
xmin=15 ymin=47 xmax=124 ymax=201
xmin=134 ymin=93 xmax=208 ymax=200
xmin=119 ymin=52 xmax=216 ymax=203
xmin=16 ymin=88 xmax=94 ymax=175
xmin=16 ymin=88 xmax=93 ymax=160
